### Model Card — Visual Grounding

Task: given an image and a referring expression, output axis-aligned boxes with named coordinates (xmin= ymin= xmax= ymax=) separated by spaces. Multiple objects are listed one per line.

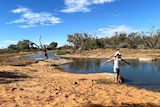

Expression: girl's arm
xmin=104 ymin=58 xmax=114 ymax=64
xmin=121 ymin=59 xmax=130 ymax=65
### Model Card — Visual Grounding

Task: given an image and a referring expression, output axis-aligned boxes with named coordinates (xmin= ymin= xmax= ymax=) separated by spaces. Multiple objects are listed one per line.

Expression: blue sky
xmin=0 ymin=0 xmax=160 ymax=48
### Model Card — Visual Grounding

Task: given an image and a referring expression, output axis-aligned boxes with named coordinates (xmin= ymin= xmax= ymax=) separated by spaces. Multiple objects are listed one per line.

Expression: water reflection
xmin=73 ymin=58 xmax=100 ymax=73
xmin=61 ymin=58 xmax=160 ymax=92
xmin=62 ymin=58 xmax=102 ymax=73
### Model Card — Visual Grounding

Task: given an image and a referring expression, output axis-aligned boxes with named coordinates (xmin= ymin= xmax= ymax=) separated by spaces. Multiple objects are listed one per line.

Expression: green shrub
xmin=137 ymin=45 xmax=146 ymax=49
xmin=56 ymin=50 xmax=68 ymax=55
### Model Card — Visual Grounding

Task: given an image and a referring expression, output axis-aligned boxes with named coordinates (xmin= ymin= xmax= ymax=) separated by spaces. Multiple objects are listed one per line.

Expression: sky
xmin=0 ymin=0 xmax=160 ymax=48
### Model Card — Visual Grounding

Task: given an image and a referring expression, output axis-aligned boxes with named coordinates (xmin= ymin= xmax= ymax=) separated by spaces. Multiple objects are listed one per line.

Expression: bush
xmin=137 ymin=45 xmax=146 ymax=49
xmin=119 ymin=43 xmax=128 ymax=48
xmin=56 ymin=50 xmax=68 ymax=55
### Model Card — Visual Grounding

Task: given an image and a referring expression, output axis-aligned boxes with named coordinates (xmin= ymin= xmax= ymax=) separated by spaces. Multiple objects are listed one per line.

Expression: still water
xmin=60 ymin=58 xmax=160 ymax=92
xmin=15 ymin=51 xmax=58 ymax=60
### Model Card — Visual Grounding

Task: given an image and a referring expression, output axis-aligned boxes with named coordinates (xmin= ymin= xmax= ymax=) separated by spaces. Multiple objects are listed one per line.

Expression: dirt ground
xmin=0 ymin=49 xmax=160 ymax=107
xmin=60 ymin=48 xmax=160 ymax=60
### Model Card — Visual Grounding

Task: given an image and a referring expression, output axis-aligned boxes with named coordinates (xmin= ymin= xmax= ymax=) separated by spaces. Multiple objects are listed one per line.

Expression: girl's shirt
xmin=114 ymin=58 xmax=121 ymax=69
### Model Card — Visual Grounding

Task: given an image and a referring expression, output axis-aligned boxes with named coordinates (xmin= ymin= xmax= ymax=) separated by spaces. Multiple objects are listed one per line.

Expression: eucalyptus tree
xmin=98 ymin=37 xmax=113 ymax=48
xmin=7 ymin=44 xmax=18 ymax=53
xmin=21 ymin=37 xmax=49 ymax=59
xmin=89 ymin=37 xmax=102 ymax=49
xmin=67 ymin=33 xmax=80 ymax=50
xmin=117 ymin=32 xmax=127 ymax=48
xmin=47 ymin=42 xmax=58 ymax=50
xmin=141 ymin=26 xmax=160 ymax=49
xmin=38 ymin=36 xmax=48 ymax=59
xmin=8 ymin=44 xmax=17 ymax=50
xmin=126 ymin=32 xmax=142 ymax=49
xmin=67 ymin=33 xmax=91 ymax=51
xmin=109 ymin=35 xmax=118 ymax=48
xmin=26 ymin=36 xmax=49 ymax=59
xmin=17 ymin=39 xmax=30 ymax=51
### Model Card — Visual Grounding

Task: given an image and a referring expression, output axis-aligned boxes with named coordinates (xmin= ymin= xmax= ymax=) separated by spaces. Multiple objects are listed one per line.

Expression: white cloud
xmin=61 ymin=0 xmax=91 ymax=13
xmin=11 ymin=7 xmax=29 ymax=13
xmin=96 ymin=25 xmax=139 ymax=37
xmin=61 ymin=0 xmax=115 ymax=13
xmin=7 ymin=7 xmax=62 ymax=28
xmin=92 ymin=0 xmax=114 ymax=4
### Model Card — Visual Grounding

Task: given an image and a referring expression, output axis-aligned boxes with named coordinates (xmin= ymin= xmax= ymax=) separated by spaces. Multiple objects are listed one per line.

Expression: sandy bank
xmin=59 ymin=48 xmax=160 ymax=60
xmin=0 ymin=62 xmax=160 ymax=107
xmin=1 ymin=49 xmax=160 ymax=106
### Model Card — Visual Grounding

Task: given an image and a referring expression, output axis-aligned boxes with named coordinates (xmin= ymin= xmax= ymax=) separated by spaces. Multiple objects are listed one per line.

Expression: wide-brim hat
xmin=114 ymin=51 xmax=121 ymax=56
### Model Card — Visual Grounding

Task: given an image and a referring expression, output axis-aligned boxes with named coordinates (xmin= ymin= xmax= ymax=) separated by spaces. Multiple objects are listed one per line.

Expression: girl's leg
xmin=115 ymin=69 xmax=120 ymax=83
xmin=115 ymin=73 xmax=118 ymax=83
xmin=114 ymin=73 xmax=117 ymax=83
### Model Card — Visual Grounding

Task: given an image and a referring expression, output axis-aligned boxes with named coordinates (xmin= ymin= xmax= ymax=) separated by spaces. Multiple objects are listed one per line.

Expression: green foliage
xmin=8 ymin=44 xmax=17 ymax=50
xmin=119 ymin=43 xmax=128 ymax=48
xmin=137 ymin=45 xmax=146 ymax=49
xmin=47 ymin=42 xmax=58 ymax=50
xmin=17 ymin=40 xmax=30 ymax=51
xmin=89 ymin=39 xmax=102 ymax=49
xmin=56 ymin=50 xmax=68 ymax=55
xmin=67 ymin=33 xmax=103 ymax=51
xmin=67 ymin=33 xmax=91 ymax=50
xmin=3 ymin=39 xmax=58 ymax=53
xmin=66 ymin=27 xmax=160 ymax=50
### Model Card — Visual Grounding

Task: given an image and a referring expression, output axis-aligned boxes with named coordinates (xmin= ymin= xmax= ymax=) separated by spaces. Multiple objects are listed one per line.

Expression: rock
xmin=11 ymin=87 xmax=17 ymax=92
xmin=138 ymin=57 xmax=156 ymax=61
xmin=73 ymin=81 xmax=78 ymax=85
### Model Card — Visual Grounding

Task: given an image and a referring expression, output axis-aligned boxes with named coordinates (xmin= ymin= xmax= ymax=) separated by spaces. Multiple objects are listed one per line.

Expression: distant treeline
xmin=66 ymin=27 xmax=160 ymax=51
xmin=0 ymin=27 xmax=160 ymax=54
xmin=0 ymin=39 xmax=58 ymax=54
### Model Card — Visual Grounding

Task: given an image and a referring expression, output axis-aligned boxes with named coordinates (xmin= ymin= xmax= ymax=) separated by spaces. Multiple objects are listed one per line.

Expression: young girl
xmin=104 ymin=51 xmax=130 ymax=83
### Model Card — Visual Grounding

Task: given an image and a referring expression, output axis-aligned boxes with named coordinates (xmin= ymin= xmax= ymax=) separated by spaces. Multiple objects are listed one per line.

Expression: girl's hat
xmin=114 ymin=51 xmax=121 ymax=56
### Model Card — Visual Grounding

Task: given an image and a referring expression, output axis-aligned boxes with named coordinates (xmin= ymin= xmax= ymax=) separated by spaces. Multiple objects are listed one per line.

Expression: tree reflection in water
xmin=61 ymin=59 xmax=160 ymax=92
xmin=68 ymin=58 xmax=100 ymax=73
